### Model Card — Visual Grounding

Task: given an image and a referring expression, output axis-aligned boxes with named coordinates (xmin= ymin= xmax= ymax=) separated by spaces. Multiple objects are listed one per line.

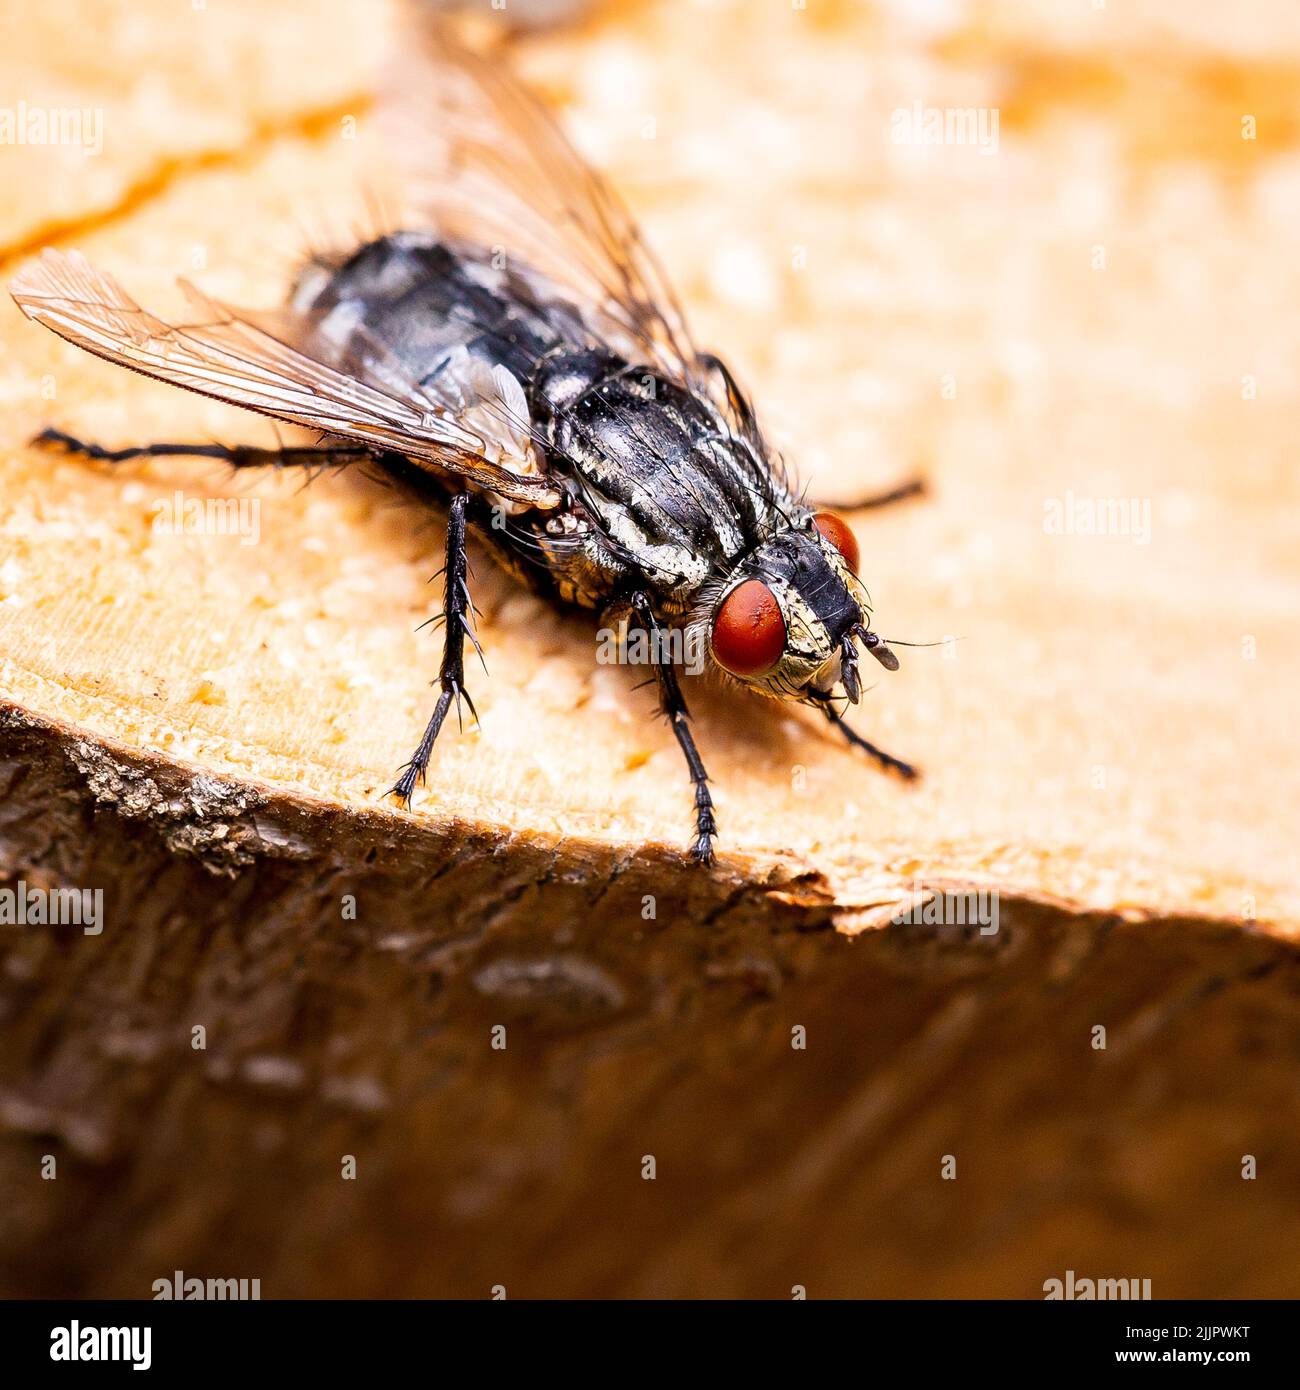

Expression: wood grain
xmin=2 ymin=0 xmax=1299 ymax=1298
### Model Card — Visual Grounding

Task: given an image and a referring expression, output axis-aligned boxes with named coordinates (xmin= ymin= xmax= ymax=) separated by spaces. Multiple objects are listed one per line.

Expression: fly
xmin=9 ymin=13 xmax=924 ymax=866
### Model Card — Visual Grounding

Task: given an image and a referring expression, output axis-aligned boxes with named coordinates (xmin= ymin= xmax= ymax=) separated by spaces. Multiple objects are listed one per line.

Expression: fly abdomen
xmin=297 ymin=231 xmax=577 ymax=394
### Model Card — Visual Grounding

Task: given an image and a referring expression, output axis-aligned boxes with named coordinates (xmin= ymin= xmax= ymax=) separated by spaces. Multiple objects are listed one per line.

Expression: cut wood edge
xmin=0 ymin=696 xmax=1285 ymax=943
xmin=0 ymin=693 xmax=826 ymax=890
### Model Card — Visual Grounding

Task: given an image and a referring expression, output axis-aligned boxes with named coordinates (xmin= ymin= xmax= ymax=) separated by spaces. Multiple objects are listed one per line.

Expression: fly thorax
xmin=528 ymin=347 xmax=627 ymax=418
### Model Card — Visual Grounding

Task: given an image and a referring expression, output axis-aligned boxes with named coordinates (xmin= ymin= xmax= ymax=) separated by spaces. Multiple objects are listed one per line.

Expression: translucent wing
xmin=383 ymin=10 xmax=705 ymax=392
xmin=10 ymin=248 xmax=563 ymax=508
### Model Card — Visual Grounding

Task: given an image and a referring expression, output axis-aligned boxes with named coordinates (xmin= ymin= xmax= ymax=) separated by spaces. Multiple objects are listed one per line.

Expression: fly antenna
xmin=852 ymin=623 xmax=900 ymax=672
xmin=880 ymin=637 xmax=957 ymax=649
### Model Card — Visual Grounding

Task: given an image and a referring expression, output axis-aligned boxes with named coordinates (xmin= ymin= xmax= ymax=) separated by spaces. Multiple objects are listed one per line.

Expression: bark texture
xmin=2 ymin=708 xmax=1299 ymax=1298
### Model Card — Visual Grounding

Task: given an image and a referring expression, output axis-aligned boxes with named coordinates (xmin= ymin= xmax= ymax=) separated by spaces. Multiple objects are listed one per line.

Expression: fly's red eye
xmin=711 ymin=579 xmax=786 ymax=676
xmin=813 ymin=511 xmax=860 ymax=573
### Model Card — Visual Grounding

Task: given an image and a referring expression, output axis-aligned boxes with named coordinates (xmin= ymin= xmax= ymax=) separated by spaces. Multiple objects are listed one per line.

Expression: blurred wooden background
xmin=1 ymin=0 xmax=1298 ymax=1297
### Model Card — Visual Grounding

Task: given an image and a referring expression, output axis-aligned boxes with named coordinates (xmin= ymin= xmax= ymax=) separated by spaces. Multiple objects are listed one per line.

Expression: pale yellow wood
xmin=1 ymin=0 xmax=1297 ymax=931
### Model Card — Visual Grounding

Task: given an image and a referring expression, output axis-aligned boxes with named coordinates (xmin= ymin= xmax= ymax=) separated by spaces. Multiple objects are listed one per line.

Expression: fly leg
xmin=695 ymin=352 xmax=759 ymax=437
xmin=390 ymin=492 xmax=478 ymax=807
xmin=814 ymin=696 xmax=919 ymax=780
xmin=630 ymin=591 xmax=717 ymax=866
xmin=693 ymin=356 xmax=924 ymax=513
xmin=32 ymin=427 xmax=367 ymax=471
xmin=810 ymin=477 xmax=926 ymax=512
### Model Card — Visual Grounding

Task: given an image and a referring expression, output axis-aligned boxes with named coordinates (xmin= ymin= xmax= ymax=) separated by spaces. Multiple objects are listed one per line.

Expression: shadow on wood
xmin=1 ymin=708 xmax=1297 ymax=1298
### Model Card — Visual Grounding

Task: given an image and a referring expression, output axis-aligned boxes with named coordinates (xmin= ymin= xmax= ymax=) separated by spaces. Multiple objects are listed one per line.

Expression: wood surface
xmin=1 ymin=0 xmax=1298 ymax=1298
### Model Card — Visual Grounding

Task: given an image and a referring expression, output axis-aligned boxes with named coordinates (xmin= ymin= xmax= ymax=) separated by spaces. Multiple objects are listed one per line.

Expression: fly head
xmin=705 ymin=509 xmax=900 ymax=702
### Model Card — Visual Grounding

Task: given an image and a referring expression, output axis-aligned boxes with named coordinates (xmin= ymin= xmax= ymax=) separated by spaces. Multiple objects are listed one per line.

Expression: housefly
xmin=9 ymin=13 xmax=922 ymax=865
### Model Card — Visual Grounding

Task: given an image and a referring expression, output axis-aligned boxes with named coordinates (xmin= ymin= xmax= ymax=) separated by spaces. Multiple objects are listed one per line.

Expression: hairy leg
xmin=810 ymin=477 xmax=925 ymax=512
xmin=816 ymin=698 xmax=919 ymax=780
xmin=390 ymin=492 xmax=478 ymax=806
xmin=32 ymin=426 xmax=366 ymax=471
xmin=630 ymin=591 xmax=717 ymax=866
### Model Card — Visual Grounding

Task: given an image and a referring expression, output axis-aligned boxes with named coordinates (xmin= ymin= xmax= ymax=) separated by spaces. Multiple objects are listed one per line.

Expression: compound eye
xmin=813 ymin=511 xmax=860 ymax=573
xmin=711 ymin=579 xmax=786 ymax=676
